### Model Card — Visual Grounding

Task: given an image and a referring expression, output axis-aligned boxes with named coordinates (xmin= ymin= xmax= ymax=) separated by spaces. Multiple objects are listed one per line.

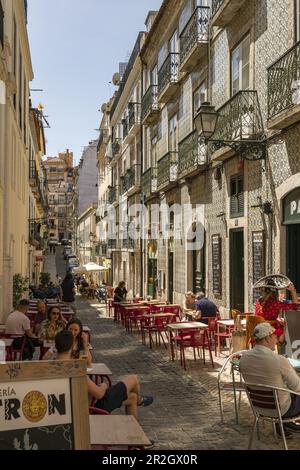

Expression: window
xmin=151 ymin=65 xmax=158 ymax=86
xmin=230 ymin=174 xmax=244 ymax=218
xmin=151 ymin=137 xmax=157 ymax=167
xmin=231 ymin=35 xmax=250 ymax=96
xmin=0 ymin=1 xmax=4 ymax=48
xmin=296 ymin=0 xmax=300 ymax=42
xmin=168 ymin=114 xmax=178 ymax=152
xmin=193 ymin=82 xmax=207 ymax=118
xmin=169 ymin=31 xmax=178 ymax=53
xmin=19 ymin=52 xmax=23 ymax=130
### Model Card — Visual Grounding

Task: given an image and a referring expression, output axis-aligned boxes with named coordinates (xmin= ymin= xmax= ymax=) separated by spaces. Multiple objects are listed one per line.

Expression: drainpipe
xmin=140 ymin=60 xmax=145 ymax=298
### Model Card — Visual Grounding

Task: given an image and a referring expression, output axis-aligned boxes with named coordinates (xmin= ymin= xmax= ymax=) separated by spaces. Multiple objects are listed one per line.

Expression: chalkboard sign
xmin=252 ymin=231 xmax=265 ymax=303
xmin=0 ymin=360 xmax=90 ymax=450
xmin=212 ymin=235 xmax=222 ymax=295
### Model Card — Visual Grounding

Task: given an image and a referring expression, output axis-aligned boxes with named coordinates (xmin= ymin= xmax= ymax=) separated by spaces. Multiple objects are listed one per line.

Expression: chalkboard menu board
xmin=252 ymin=231 xmax=265 ymax=302
xmin=0 ymin=361 xmax=90 ymax=450
xmin=212 ymin=235 xmax=222 ymax=295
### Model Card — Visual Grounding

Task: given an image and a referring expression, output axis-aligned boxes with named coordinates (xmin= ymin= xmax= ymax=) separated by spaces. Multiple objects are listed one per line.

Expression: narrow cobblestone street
xmin=52 ymin=248 xmax=300 ymax=450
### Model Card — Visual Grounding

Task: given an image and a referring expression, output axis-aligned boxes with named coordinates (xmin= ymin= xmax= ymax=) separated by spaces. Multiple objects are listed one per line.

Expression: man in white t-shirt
xmin=5 ymin=299 xmax=40 ymax=359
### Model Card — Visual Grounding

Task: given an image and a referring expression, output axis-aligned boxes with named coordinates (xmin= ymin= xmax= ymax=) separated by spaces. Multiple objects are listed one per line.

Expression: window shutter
xmin=230 ymin=174 xmax=244 ymax=218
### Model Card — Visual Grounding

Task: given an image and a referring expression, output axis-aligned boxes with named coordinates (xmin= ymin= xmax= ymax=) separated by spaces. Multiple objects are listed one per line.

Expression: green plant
xmin=39 ymin=272 xmax=51 ymax=288
xmin=13 ymin=274 xmax=29 ymax=308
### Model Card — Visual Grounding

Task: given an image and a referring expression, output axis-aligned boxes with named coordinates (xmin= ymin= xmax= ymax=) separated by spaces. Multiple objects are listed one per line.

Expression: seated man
xmin=240 ymin=322 xmax=300 ymax=434
xmin=34 ymin=300 xmax=47 ymax=335
xmin=194 ymin=291 xmax=219 ymax=323
xmin=54 ymin=330 xmax=154 ymax=419
xmin=5 ymin=299 xmax=40 ymax=360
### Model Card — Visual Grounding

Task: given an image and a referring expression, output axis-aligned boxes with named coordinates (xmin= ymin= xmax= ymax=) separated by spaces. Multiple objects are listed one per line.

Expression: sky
xmin=27 ymin=0 xmax=162 ymax=163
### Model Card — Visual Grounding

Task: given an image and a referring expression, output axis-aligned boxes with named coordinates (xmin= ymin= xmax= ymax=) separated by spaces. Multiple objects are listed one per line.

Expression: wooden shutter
xmin=230 ymin=174 xmax=244 ymax=218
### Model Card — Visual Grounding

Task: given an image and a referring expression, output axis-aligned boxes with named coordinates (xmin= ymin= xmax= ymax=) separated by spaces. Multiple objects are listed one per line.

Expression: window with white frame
xmin=193 ymin=82 xmax=207 ymax=118
xmin=231 ymin=34 xmax=250 ymax=96
xmin=168 ymin=114 xmax=178 ymax=152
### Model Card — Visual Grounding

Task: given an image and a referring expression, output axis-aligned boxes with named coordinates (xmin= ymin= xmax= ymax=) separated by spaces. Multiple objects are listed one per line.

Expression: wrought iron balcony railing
xmin=212 ymin=0 xmax=224 ymax=16
xmin=141 ymin=167 xmax=158 ymax=198
xmin=158 ymin=53 xmax=180 ymax=97
xmin=142 ymin=85 xmax=159 ymax=122
xmin=180 ymin=6 xmax=209 ymax=65
xmin=157 ymin=151 xmax=178 ymax=190
xmin=128 ymin=102 xmax=141 ymax=129
xmin=122 ymin=119 xmax=129 ymax=140
xmin=178 ymin=130 xmax=207 ymax=177
xmin=108 ymin=186 xmax=117 ymax=204
xmin=121 ymin=167 xmax=138 ymax=194
xmin=123 ymin=238 xmax=135 ymax=250
xmin=112 ymin=139 xmax=122 ymax=157
xmin=268 ymin=41 xmax=300 ymax=119
xmin=29 ymin=160 xmax=38 ymax=185
xmin=211 ymin=90 xmax=264 ymax=147
xmin=108 ymin=239 xmax=117 ymax=250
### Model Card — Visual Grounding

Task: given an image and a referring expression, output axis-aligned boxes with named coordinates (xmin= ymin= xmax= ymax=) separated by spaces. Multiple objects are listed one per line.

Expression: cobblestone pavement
xmin=53 ymin=249 xmax=300 ymax=450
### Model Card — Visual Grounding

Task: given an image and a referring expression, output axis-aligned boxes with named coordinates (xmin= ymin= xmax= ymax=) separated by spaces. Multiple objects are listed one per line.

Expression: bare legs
xmin=121 ymin=375 xmax=141 ymax=419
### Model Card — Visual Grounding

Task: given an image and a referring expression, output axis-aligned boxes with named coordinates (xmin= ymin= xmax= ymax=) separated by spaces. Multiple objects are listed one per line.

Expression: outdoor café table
xmin=89 ymin=415 xmax=151 ymax=450
xmin=141 ymin=313 xmax=177 ymax=348
xmin=167 ymin=321 xmax=208 ymax=360
xmin=87 ymin=363 xmax=112 ymax=386
xmin=1 ymin=338 xmax=14 ymax=361
xmin=121 ymin=305 xmax=150 ymax=332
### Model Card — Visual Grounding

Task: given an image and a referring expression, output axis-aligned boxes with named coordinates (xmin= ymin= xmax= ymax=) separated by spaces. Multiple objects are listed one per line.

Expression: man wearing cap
xmin=240 ymin=322 xmax=300 ymax=432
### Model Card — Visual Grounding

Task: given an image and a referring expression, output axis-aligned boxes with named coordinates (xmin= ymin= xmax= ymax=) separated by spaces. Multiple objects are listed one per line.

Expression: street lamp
xmin=194 ymin=100 xmax=267 ymax=161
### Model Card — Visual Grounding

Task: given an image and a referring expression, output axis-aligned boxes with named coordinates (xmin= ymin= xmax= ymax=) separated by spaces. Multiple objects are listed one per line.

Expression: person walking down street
xmin=113 ymin=281 xmax=127 ymax=302
xmin=61 ymin=272 xmax=76 ymax=314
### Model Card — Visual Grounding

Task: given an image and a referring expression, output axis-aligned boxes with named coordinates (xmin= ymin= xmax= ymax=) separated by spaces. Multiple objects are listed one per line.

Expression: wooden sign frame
xmin=0 ymin=360 xmax=91 ymax=450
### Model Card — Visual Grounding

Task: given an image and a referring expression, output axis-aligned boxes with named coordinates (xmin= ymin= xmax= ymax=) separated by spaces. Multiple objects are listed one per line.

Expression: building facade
xmin=0 ymin=0 xmax=34 ymax=320
xmin=43 ymin=150 xmax=76 ymax=244
xmin=77 ymin=204 xmax=97 ymax=266
xmin=76 ymin=140 xmax=98 ymax=217
xmin=96 ymin=0 xmax=300 ymax=314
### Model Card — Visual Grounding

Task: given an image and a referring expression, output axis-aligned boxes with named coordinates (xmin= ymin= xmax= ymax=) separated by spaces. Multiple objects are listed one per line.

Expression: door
xmin=192 ymin=228 xmax=206 ymax=293
xmin=230 ymin=229 xmax=245 ymax=312
xmin=287 ymin=224 xmax=300 ymax=295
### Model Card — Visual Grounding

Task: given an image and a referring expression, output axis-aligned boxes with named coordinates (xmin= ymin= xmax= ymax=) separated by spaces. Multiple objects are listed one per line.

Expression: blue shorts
xmin=283 ymin=394 xmax=300 ymax=418
xmin=95 ymin=382 xmax=128 ymax=413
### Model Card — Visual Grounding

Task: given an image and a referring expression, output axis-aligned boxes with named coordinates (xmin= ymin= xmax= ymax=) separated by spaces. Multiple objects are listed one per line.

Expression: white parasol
xmin=83 ymin=262 xmax=109 ymax=272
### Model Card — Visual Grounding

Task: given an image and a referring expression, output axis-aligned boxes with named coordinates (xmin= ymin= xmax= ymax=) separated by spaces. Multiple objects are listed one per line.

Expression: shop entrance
xmin=230 ymin=229 xmax=245 ymax=313
xmin=287 ymin=224 xmax=300 ymax=295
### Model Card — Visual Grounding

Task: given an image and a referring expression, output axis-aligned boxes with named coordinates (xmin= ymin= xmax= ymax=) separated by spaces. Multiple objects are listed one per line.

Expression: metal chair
xmin=218 ymin=350 xmax=248 ymax=424
xmin=245 ymin=383 xmax=300 ymax=450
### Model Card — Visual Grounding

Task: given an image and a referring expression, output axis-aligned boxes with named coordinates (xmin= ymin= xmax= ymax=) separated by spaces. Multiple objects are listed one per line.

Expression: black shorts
xmin=95 ymin=382 xmax=128 ymax=413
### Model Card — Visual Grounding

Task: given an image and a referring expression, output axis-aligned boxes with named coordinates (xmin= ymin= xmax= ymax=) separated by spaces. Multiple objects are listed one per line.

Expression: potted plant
xmin=39 ymin=272 xmax=51 ymax=289
xmin=13 ymin=274 xmax=29 ymax=308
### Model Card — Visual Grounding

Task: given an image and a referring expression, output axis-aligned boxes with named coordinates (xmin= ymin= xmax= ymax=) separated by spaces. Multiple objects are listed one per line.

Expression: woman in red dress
xmin=255 ymin=282 xmax=298 ymax=341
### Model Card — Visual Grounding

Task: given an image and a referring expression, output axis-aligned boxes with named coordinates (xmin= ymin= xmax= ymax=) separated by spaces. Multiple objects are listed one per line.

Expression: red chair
xmin=0 ymin=334 xmax=26 ymax=361
xmin=142 ymin=314 xmax=177 ymax=349
xmin=127 ymin=307 xmax=150 ymax=333
xmin=89 ymin=406 xmax=109 ymax=415
xmin=177 ymin=329 xmax=214 ymax=370
xmin=214 ymin=322 xmax=235 ymax=356
xmin=107 ymin=298 xmax=114 ymax=318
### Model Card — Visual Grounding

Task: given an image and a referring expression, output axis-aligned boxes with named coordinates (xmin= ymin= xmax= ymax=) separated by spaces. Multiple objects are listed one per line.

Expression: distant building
xmin=76 ymin=140 xmax=98 ymax=217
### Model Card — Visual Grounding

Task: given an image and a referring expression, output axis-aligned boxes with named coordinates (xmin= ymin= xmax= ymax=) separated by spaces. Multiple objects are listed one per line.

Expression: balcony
xmin=158 ymin=53 xmax=180 ymax=104
xmin=29 ymin=160 xmax=38 ymax=188
xmin=268 ymin=41 xmax=300 ymax=129
xmin=141 ymin=167 xmax=158 ymax=198
xmin=142 ymin=85 xmax=160 ymax=125
xmin=211 ymin=90 xmax=265 ymax=162
xmin=108 ymin=186 xmax=118 ymax=204
xmin=123 ymin=103 xmax=141 ymax=146
xmin=112 ymin=139 xmax=122 ymax=159
xmin=29 ymin=223 xmax=41 ymax=248
xmin=178 ymin=130 xmax=208 ymax=178
xmin=121 ymin=166 xmax=140 ymax=196
xmin=123 ymin=237 xmax=135 ymax=251
xmin=108 ymin=239 xmax=117 ymax=250
xmin=179 ymin=6 xmax=209 ymax=72
xmin=211 ymin=0 xmax=247 ymax=27
xmin=157 ymin=151 xmax=178 ymax=191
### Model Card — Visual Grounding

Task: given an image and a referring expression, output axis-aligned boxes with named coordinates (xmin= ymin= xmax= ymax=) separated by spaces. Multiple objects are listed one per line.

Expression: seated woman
xmin=113 ymin=281 xmax=127 ymax=302
xmin=181 ymin=291 xmax=196 ymax=321
xmin=66 ymin=318 xmax=92 ymax=367
xmin=39 ymin=306 xmax=66 ymax=342
xmin=255 ymin=281 xmax=298 ymax=343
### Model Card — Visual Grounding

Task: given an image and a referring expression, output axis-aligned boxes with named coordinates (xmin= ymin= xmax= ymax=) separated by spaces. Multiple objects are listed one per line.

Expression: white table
xmin=88 ymin=363 xmax=112 ymax=386
xmin=167 ymin=322 xmax=208 ymax=360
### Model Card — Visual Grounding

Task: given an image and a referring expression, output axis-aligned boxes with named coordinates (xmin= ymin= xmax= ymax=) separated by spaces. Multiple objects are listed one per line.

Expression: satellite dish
xmin=112 ymin=73 xmax=121 ymax=86
xmin=101 ymin=103 xmax=107 ymax=114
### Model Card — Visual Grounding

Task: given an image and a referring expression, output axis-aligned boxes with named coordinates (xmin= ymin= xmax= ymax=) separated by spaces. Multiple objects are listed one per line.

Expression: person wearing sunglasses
xmin=39 ymin=306 xmax=66 ymax=342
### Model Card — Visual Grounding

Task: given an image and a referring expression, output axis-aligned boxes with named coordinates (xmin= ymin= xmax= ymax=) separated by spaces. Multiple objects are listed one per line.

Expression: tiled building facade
xmin=97 ymin=0 xmax=300 ymax=314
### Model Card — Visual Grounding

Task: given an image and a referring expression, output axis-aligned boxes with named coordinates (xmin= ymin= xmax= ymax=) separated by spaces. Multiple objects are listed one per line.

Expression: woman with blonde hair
xmin=181 ymin=291 xmax=196 ymax=320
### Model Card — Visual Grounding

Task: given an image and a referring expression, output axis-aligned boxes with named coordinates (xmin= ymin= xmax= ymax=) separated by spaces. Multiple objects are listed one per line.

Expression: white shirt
xmin=5 ymin=310 xmax=30 ymax=335
xmin=239 ymin=345 xmax=300 ymax=416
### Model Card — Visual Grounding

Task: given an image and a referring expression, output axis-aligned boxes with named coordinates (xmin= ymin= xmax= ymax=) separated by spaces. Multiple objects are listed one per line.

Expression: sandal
xmin=138 ymin=395 xmax=154 ymax=407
